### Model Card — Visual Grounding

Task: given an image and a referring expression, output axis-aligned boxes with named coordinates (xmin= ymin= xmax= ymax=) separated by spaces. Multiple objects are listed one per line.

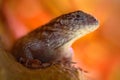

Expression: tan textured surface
xmin=0 ymin=43 xmax=88 ymax=80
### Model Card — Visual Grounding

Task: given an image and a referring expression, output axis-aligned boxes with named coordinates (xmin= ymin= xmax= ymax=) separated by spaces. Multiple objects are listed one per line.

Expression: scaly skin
xmin=12 ymin=10 xmax=99 ymax=69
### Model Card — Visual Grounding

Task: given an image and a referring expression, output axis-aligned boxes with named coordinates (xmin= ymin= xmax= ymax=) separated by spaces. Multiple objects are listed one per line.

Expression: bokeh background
xmin=0 ymin=0 xmax=120 ymax=80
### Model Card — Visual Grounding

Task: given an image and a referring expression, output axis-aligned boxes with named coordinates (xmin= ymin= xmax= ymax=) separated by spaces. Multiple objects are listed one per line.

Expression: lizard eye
xmin=76 ymin=14 xmax=80 ymax=18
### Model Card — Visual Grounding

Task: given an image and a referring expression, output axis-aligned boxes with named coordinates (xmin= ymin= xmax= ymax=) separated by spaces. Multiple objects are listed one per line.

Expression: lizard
xmin=11 ymin=10 xmax=99 ymax=69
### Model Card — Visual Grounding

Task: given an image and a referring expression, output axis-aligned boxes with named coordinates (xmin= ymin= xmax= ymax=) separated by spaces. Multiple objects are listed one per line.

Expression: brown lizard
xmin=12 ymin=10 xmax=99 ymax=69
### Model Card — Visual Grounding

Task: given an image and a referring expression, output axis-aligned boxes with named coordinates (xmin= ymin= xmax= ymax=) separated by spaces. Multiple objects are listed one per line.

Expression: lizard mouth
xmin=83 ymin=13 xmax=99 ymax=32
xmin=87 ymin=22 xmax=99 ymax=32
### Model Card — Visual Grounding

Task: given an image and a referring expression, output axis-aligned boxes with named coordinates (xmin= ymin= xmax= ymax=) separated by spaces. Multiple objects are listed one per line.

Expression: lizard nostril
xmin=85 ymin=14 xmax=99 ymax=25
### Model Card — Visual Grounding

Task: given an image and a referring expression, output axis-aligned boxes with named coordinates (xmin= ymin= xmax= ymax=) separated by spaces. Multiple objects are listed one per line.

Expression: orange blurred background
xmin=0 ymin=0 xmax=120 ymax=80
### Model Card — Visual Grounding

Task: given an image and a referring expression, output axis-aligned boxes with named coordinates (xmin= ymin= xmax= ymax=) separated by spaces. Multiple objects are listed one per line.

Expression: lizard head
xmin=50 ymin=10 xmax=99 ymax=34
xmin=44 ymin=10 xmax=99 ymax=48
